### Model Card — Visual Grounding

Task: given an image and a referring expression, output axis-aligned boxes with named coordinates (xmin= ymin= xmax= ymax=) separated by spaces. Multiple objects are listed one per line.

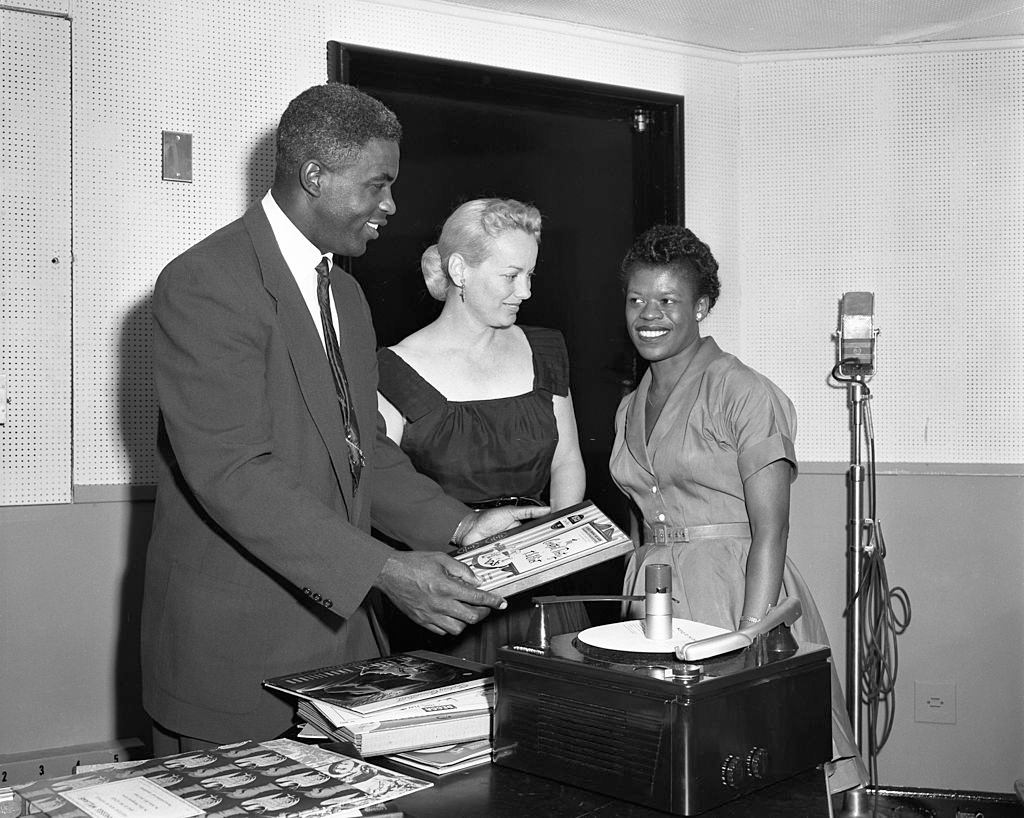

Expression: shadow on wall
xmin=109 ymin=127 xmax=277 ymax=749
xmin=113 ymin=295 xmax=157 ymax=747
xmin=247 ymin=127 xmax=277 ymax=211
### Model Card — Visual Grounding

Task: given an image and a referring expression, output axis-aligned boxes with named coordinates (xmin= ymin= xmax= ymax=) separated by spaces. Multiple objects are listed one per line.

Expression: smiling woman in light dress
xmin=377 ymin=197 xmax=587 ymax=664
xmin=610 ymin=223 xmax=867 ymax=794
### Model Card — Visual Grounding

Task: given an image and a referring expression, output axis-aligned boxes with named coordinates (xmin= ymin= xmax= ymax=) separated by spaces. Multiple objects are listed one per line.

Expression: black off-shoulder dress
xmin=377 ymin=326 xmax=588 ymax=664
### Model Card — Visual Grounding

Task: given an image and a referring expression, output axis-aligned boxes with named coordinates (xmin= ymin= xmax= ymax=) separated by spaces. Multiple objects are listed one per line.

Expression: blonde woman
xmin=377 ymin=198 xmax=586 ymax=663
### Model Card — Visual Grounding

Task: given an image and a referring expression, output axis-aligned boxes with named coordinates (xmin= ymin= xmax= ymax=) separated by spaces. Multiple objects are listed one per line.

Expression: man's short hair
xmin=275 ymin=83 xmax=401 ymax=180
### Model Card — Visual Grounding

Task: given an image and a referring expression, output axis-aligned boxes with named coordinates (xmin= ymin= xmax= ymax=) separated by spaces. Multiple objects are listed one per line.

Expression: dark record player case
xmin=492 ymin=635 xmax=832 ymax=815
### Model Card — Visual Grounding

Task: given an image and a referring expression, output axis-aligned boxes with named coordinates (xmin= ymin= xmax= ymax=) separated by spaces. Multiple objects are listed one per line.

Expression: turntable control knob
xmin=746 ymin=747 xmax=769 ymax=779
xmin=721 ymin=755 xmax=747 ymax=789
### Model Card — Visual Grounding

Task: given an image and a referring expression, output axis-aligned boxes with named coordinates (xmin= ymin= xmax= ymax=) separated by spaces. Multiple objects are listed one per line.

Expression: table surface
xmin=382 ymin=761 xmax=831 ymax=818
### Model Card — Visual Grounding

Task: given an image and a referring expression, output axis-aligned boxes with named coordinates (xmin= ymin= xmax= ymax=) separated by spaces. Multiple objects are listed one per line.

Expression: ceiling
xmin=430 ymin=0 xmax=1024 ymax=52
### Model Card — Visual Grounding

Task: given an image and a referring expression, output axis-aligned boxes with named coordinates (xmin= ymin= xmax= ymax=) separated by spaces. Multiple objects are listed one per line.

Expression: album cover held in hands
xmin=452 ymin=500 xmax=634 ymax=596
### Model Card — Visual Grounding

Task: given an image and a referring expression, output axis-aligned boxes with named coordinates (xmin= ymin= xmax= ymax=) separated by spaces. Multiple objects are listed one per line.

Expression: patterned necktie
xmin=315 ymin=255 xmax=364 ymax=490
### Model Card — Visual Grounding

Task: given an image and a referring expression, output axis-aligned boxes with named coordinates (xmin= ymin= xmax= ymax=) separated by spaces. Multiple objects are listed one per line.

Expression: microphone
xmin=838 ymin=292 xmax=876 ymax=377
xmin=644 ymin=563 xmax=673 ymax=641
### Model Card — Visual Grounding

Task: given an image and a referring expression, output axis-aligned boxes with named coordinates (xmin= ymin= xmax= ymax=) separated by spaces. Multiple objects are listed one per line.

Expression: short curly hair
xmin=421 ymin=198 xmax=542 ymax=301
xmin=274 ymin=83 xmax=401 ymax=182
xmin=620 ymin=224 xmax=721 ymax=311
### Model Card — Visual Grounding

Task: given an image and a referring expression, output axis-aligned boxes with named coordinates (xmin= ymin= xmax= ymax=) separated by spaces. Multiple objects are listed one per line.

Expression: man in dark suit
xmin=141 ymin=84 xmax=541 ymax=751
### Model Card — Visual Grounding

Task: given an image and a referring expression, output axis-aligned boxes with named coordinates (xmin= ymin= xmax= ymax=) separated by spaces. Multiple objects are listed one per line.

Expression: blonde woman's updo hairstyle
xmin=421 ymin=198 xmax=542 ymax=301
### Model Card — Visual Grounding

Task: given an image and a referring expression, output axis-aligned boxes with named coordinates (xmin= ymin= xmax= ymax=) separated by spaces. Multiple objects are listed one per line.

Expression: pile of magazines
xmin=265 ymin=651 xmax=495 ymax=775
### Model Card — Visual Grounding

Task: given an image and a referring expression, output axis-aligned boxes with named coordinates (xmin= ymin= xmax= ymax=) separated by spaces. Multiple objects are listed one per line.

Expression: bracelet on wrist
xmin=738 ymin=615 xmax=761 ymax=627
xmin=450 ymin=511 xmax=478 ymax=546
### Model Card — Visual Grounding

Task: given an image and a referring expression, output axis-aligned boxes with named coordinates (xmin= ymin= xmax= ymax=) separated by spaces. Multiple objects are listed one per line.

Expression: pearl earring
xmin=696 ymin=312 xmax=702 ymax=319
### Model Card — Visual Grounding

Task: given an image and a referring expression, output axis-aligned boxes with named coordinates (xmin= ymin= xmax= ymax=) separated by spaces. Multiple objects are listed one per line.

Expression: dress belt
xmin=469 ymin=496 xmax=545 ymax=510
xmin=643 ymin=521 xmax=751 ymax=544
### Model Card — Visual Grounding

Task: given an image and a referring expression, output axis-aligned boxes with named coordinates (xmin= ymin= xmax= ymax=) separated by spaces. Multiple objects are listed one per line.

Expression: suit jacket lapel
xmin=243 ymin=205 xmax=355 ymax=512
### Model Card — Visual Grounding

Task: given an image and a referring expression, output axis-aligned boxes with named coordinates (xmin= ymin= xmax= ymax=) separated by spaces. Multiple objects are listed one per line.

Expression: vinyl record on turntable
xmin=575 ymin=618 xmax=730 ymax=664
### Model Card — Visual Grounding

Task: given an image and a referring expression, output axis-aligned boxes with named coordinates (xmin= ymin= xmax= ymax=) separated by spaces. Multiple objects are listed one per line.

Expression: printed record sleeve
xmin=263 ymin=650 xmax=492 ymax=715
xmin=452 ymin=500 xmax=635 ymax=597
xmin=13 ymin=738 xmax=430 ymax=817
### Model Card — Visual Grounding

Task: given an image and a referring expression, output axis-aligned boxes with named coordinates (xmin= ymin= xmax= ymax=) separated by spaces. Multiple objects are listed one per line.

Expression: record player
xmin=492 ymin=566 xmax=833 ymax=815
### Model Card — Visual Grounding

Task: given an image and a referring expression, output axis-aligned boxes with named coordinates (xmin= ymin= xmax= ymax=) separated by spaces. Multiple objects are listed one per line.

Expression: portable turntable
xmin=492 ymin=565 xmax=833 ymax=815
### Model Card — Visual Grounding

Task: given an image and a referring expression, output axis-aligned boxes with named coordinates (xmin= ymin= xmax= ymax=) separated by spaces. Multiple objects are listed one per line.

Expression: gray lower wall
xmin=1 ymin=470 xmax=1021 ymax=791
xmin=0 ymin=501 xmax=153 ymax=756
xmin=787 ymin=470 xmax=1024 ymax=791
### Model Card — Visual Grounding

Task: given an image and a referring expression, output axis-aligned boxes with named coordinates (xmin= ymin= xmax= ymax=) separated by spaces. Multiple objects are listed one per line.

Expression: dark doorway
xmin=331 ymin=46 xmax=683 ymax=595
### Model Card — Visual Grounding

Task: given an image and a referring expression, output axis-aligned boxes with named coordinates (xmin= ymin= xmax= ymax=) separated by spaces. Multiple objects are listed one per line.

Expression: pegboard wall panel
xmin=681 ymin=58 xmax=743 ymax=356
xmin=737 ymin=48 xmax=1023 ymax=465
xmin=47 ymin=0 xmax=1020 ymax=493
xmin=71 ymin=0 xmax=325 ymax=486
xmin=1 ymin=10 xmax=73 ymax=505
xmin=8 ymin=0 xmax=70 ymax=15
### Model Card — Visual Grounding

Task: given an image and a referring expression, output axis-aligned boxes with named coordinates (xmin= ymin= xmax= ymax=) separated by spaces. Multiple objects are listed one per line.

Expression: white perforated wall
xmin=737 ymin=48 xmax=1023 ymax=465
xmin=12 ymin=0 xmax=1017 ymax=497
xmin=71 ymin=0 xmax=325 ymax=486
xmin=1 ymin=10 xmax=72 ymax=505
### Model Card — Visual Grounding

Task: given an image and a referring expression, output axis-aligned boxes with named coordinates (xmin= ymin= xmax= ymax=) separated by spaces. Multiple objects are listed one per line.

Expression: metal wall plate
xmin=161 ymin=131 xmax=192 ymax=182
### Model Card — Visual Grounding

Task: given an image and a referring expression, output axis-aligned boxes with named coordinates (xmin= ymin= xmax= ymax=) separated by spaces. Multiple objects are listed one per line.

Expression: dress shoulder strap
xmin=521 ymin=325 xmax=569 ymax=396
xmin=376 ymin=347 xmax=446 ymax=422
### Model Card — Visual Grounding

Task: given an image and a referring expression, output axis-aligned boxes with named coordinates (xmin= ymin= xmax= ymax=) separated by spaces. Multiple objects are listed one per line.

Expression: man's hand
xmin=374 ymin=551 xmax=508 ymax=636
xmin=459 ymin=505 xmax=550 ymax=546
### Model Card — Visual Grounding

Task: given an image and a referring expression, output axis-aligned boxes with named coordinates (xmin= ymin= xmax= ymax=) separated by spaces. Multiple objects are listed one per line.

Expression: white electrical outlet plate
xmin=914 ymin=681 xmax=956 ymax=724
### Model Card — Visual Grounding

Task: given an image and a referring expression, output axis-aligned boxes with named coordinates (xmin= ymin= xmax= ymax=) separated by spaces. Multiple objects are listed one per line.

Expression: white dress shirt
xmin=261 ymin=190 xmax=337 ymax=353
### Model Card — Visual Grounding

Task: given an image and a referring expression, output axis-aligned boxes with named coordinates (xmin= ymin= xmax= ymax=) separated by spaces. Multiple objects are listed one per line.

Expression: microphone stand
xmin=838 ymin=375 xmax=874 ymax=818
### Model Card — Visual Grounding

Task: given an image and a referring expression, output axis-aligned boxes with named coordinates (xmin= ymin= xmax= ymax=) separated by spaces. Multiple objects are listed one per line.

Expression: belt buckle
xmin=649 ymin=522 xmax=690 ymax=543
xmin=649 ymin=521 xmax=677 ymax=544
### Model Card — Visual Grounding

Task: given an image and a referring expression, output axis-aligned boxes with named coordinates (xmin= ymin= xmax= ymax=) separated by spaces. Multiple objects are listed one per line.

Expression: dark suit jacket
xmin=141 ymin=201 xmax=468 ymax=743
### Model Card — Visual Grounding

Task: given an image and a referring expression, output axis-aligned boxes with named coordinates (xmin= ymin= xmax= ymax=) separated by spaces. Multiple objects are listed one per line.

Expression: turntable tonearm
xmin=492 ymin=565 xmax=833 ymax=815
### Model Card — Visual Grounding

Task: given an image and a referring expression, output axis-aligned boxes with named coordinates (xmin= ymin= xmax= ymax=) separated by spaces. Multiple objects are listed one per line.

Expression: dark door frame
xmin=328 ymin=43 xmax=684 ymax=233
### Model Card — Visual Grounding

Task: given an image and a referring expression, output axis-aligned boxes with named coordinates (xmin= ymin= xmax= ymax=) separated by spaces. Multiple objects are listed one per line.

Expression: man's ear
xmin=299 ymin=160 xmax=323 ymax=197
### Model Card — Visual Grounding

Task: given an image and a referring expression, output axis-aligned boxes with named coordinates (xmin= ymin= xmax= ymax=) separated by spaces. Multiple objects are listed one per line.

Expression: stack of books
xmin=298 ymin=685 xmax=494 ymax=757
xmin=264 ymin=652 xmax=495 ymax=761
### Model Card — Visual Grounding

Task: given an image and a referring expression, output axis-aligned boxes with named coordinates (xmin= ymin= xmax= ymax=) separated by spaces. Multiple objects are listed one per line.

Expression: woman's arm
xmin=548 ymin=391 xmax=586 ymax=509
xmin=376 ymin=392 xmax=406 ymax=445
xmin=740 ymin=458 xmax=792 ymax=628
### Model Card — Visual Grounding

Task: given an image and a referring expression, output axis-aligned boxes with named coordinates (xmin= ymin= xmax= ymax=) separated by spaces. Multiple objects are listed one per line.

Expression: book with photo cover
xmin=306 ymin=685 xmax=494 ymax=730
xmin=452 ymin=500 xmax=634 ymax=597
xmin=263 ymin=650 xmax=492 ymax=715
